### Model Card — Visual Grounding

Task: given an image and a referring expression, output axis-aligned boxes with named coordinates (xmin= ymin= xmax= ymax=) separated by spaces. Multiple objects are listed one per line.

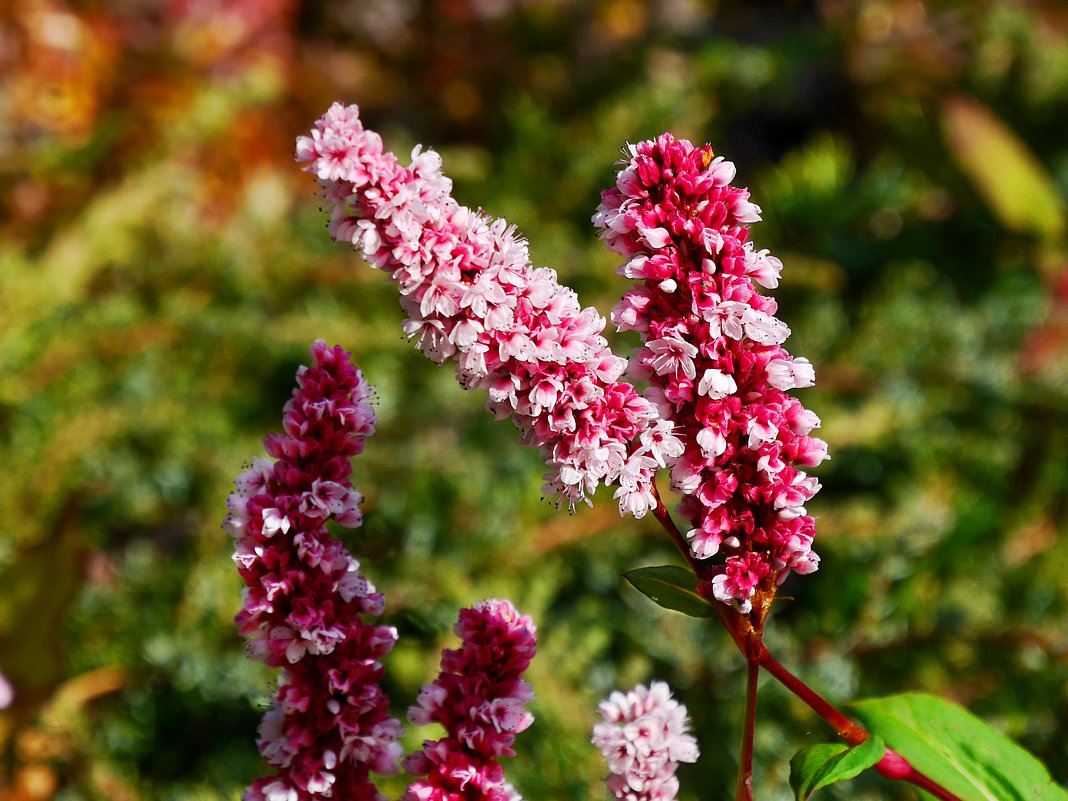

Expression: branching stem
xmin=646 ymin=492 xmax=963 ymax=801
xmin=735 ymin=657 xmax=759 ymax=801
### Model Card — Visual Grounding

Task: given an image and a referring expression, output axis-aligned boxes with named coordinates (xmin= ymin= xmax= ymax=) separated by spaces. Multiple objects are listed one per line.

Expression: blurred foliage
xmin=1 ymin=1 xmax=1066 ymax=800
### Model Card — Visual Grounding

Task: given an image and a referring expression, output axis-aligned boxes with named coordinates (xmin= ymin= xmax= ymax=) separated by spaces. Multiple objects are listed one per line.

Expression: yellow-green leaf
xmin=942 ymin=93 xmax=1065 ymax=240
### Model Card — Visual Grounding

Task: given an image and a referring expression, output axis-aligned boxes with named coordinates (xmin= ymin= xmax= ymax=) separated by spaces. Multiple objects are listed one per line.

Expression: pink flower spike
xmin=227 ymin=341 xmax=402 ymax=801
xmin=592 ymin=681 xmax=699 ymax=801
xmin=594 ymin=133 xmax=829 ymax=605
xmin=298 ymin=103 xmax=681 ymax=514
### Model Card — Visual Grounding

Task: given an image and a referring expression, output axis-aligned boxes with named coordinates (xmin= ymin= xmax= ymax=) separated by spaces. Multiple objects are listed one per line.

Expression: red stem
xmin=735 ymin=658 xmax=759 ymax=801
xmin=650 ymin=484 xmax=698 ymax=571
xmin=901 ymin=768 xmax=966 ymax=801
xmin=646 ymin=492 xmax=964 ymax=801
xmin=758 ymin=650 xmax=962 ymax=801
xmin=757 ymin=649 xmax=867 ymax=744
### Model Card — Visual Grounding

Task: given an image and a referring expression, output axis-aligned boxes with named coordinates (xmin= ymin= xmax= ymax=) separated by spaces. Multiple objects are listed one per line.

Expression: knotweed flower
xmin=403 ymin=599 xmax=537 ymax=801
xmin=594 ymin=135 xmax=829 ymax=613
xmin=0 ymin=670 xmax=12 ymax=710
xmin=225 ymin=340 xmax=402 ymax=801
xmin=592 ymin=681 xmax=698 ymax=801
xmin=297 ymin=103 xmax=682 ymax=516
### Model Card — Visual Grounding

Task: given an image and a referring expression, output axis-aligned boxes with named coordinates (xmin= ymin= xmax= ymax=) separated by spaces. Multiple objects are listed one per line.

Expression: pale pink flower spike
xmin=592 ymin=681 xmax=699 ymax=801
xmin=297 ymin=103 xmax=683 ymax=517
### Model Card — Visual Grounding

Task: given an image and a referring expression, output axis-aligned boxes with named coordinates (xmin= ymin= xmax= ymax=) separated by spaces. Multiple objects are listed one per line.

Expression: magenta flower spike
xmin=592 ymin=681 xmax=699 ymax=801
xmin=594 ymin=136 xmax=830 ymax=613
xmin=296 ymin=103 xmax=683 ymax=516
xmin=225 ymin=340 xmax=403 ymax=801
xmin=402 ymin=599 xmax=537 ymax=801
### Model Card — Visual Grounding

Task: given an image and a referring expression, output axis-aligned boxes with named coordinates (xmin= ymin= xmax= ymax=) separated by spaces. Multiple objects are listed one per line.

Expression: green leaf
xmin=622 ymin=565 xmax=714 ymax=618
xmin=789 ymin=736 xmax=885 ymax=800
xmin=851 ymin=693 xmax=1068 ymax=801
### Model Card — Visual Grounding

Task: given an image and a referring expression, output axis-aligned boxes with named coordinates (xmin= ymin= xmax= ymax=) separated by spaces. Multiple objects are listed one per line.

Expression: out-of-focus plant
xmin=1 ymin=1 xmax=1066 ymax=799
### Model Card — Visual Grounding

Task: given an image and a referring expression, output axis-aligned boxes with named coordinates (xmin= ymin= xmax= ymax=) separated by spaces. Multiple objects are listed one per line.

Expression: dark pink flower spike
xmin=403 ymin=599 xmax=537 ymax=801
xmin=226 ymin=341 xmax=402 ymax=801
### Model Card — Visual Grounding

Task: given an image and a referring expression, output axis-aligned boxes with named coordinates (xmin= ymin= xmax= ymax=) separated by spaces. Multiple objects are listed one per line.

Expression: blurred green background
xmin=1 ymin=1 xmax=1066 ymax=799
